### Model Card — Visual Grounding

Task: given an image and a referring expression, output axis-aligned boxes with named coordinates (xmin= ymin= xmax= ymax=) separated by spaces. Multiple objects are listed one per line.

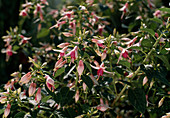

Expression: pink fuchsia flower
xmin=0 ymin=96 xmax=7 ymax=104
xmin=101 ymin=49 xmax=107 ymax=61
xmin=98 ymin=24 xmax=105 ymax=36
xmin=19 ymin=9 xmax=28 ymax=17
xmin=117 ymin=46 xmax=130 ymax=64
xmin=45 ymin=75 xmax=55 ymax=92
xmin=69 ymin=20 xmax=76 ymax=35
xmin=19 ymin=72 xmax=32 ymax=85
xmin=4 ymin=104 xmax=11 ymax=117
xmin=40 ymin=0 xmax=49 ymax=5
xmin=66 ymin=46 xmax=78 ymax=63
xmin=124 ymin=36 xmax=138 ymax=47
xmin=1 ymin=45 xmax=17 ymax=62
xmin=75 ymin=90 xmax=79 ymax=103
xmin=97 ymin=98 xmax=109 ymax=112
xmin=92 ymin=39 xmax=105 ymax=48
xmin=35 ymin=87 xmax=41 ymax=103
xmin=57 ymin=42 xmax=70 ymax=48
xmin=29 ymin=82 xmax=36 ymax=97
xmin=4 ymin=79 xmax=15 ymax=90
xmin=50 ymin=20 xmax=66 ymax=30
xmin=147 ymin=0 xmax=155 ymax=9
xmin=34 ymin=3 xmax=44 ymax=21
xmin=53 ymin=47 xmax=68 ymax=58
xmin=53 ymin=58 xmax=66 ymax=72
xmin=143 ymin=76 xmax=148 ymax=86
xmin=153 ymin=10 xmax=161 ymax=18
xmin=62 ymin=32 xmax=73 ymax=37
xmin=2 ymin=35 xmax=12 ymax=47
xmin=90 ymin=61 xmax=113 ymax=80
xmin=62 ymin=11 xmax=74 ymax=19
xmin=77 ymin=60 xmax=84 ymax=76
xmin=19 ymin=35 xmax=31 ymax=45
xmin=119 ymin=2 xmax=128 ymax=19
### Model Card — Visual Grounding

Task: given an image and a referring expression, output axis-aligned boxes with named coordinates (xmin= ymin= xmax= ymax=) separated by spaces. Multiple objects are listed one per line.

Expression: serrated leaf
xmin=14 ymin=111 xmax=25 ymax=118
xmin=82 ymin=75 xmax=93 ymax=90
xmin=150 ymin=18 xmax=163 ymax=24
xmin=159 ymin=7 xmax=170 ymax=13
xmin=140 ymin=28 xmax=155 ymax=37
xmin=128 ymin=88 xmax=146 ymax=113
xmin=37 ymin=28 xmax=50 ymax=39
xmin=54 ymin=67 xmax=65 ymax=78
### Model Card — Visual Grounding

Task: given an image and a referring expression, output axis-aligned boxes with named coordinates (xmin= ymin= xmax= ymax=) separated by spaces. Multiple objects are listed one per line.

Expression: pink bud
xmin=45 ymin=75 xmax=55 ymax=92
xmin=77 ymin=60 xmax=84 ymax=76
xmin=155 ymin=33 xmax=159 ymax=38
xmin=101 ymin=49 xmax=107 ymax=61
xmin=75 ymin=90 xmax=79 ymax=103
xmin=143 ymin=76 xmax=148 ymax=86
xmin=19 ymin=72 xmax=32 ymax=85
xmin=83 ymin=82 xmax=87 ymax=91
xmin=29 ymin=83 xmax=36 ymax=96
xmin=4 ymin=104 xmax=11 ymax=117
xmin=35 ymin=87 xmax=41 ymax=103
xmin=57 ymin=42 xmax=70 ymax=48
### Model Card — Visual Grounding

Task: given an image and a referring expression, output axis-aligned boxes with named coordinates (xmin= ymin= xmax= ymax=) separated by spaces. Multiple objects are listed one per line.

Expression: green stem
xmin=111 ymin=33 xmax=163 ymax=107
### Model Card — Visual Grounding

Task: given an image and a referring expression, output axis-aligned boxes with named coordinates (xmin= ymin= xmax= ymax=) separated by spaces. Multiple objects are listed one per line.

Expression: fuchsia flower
xmin=153 ymin=10 xmax=161 ymax=18
xmin=45 ymin=75 xmax=55 ymax=92
xmin=98 ymin=24 xmax=105 ymax=36
xmin=119 ymin=2 xmax=128 ymax=19
xmin=97 ymin=98 xmax=109 ymax=112
xmin=147 ymin=0 xmax=155 ymax=9
xmin=77 ymin=60 xmax=84 ymax=76
xmin=2 ymin=35 xmax=12 ymax=47
xmin=92 ymin=39 xmax=105 ymax=48
xmin=0 ymin=96 xmax=7 ymax=104
xmin=4 ymin=104 xmax=11 ymax=117
xmin=75 ymin=90 xmax=79 ymax=103
xmin=66 ymin=46 xmax=78 ymax=63
xmin=50 ymin=20 xmax=66 ymax=30
xmin=35 ymin=87 xmax=41 ymax=103
xmin=1 ymin=45 xmax=17 ymax=62
xmin=57 ymin=42 xmax=70 ymax=48
xmin=62 ymin=11 xmax=74 ymax=19
xmin=101 ymin=49 xmax=107 ymax=61
xmin=19 ymin=35 xmax=31 ymax=45
xmin=40 ymin=0 xmax=48 ymax=5
xmin=124 ymin=36 xmax=138 ymax=47
xmin=117 ymin=46 xmax=130 ymax=64
xmin=29 ymin=83 xmax=36 ymax=97
xmin=90 ymin=61 xmax=113 ymax=80
xmin=19 ymin=9 xmax=28 ymax=17
xmin=4 ymin=79 xmax=15 ymax=90
xmin=19 ymin=72 xmax=32 ymax=85
xmin=62 ymin=32 xmax=73 ymax=37
xmin=53 ymin=47 xmax=68 ymax=58
xmin=69 ymin=20 xmax=76 ymax=35
xmin=34 ymin=3 xmax=44 ymax=21
xmin=53 ymin=58 xmax=66 ymax=72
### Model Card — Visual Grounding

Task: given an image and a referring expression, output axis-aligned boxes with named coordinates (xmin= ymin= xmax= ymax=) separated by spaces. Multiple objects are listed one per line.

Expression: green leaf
xmin=140 ymin=28 xmax=155 ymax=37
xmin=84 ymin=61 xmax=92 ymax=73
xmin=37 ymin=28 xmax=50 ymax=39
xmin=141 ymin=39 xmax=153 ymax=48
xmin=0 ymin=109 xmax=4 ymax=115
xmin=119 ymin=60 xmax=131 ymax=68
xmin=55 ymin=87 xmax=75 ymax=106
xmin=14 ymin=111 xmax=25 ymax=118
xmin=82 ymin=75 xmax=93 ymax=90
xmin=128 ymin=88 xmax=146 ymax=113
xmin=159 ymin=7 xmax=170 ymax=13
xmin=28 ymin=57 xmax=40 ymax=68
xmin=156 ymin=55 xmax=170 ymax=70
xmin=128 ymin=46 xmax=142 ymax=50
xmin=42 ymin=96 xmax=52 ymax=102
xmin=54 ymin=67 xmax=65 ymax=78
xmin=150 ymin=18 xmax=163 ymax=24
xmin=13 ymin=45 xmax=20 ymax=51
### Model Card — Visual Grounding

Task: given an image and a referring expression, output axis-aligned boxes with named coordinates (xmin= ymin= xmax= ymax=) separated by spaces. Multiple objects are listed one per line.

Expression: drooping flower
xmin=45 ymin=75 xmax=55 ymax=92
xmin=101 ymin=49 xmax=107 ymax=61
xmin=4 ymin=104 xmax=11 ymax=117
xmin=57 ymin=42 xmax=70 ymax=48
xmin=98 ymin=24 xmax=105 ymax=36
xmin=19 ymin=9 xmax=28 ymax=17
xmin=35 ymin=87 xmax=41 ymax=103
xmin=19 ymin=72 xmax=32 ymax=85
xmin=75 ymin=90 xmax=79 ymax=103
xmin=117 ymin=46 xmax=130 ymax=64
xmin=90 ymin=61 xmax=113 ymax=80
xmin=69 ymin=20 xmax=76 ymax=35
xmin=2 ymin=35 xmax=12 ymax=47
xmin=19 ymin=35 xmax=31 ymax=45
xmin=29 ymin=83 xmax=36 ymax=97
xmin=97 ymin=98 xmax=109 ymax=112
xmin=153 ymin=10 xmax=161 ymax=18
xmin=34 ymin=3 xmax=44 ymax=21
xmin=119 ymin=2 xmax=128 ymax=19
xmin=92 ymin=39 xmax=105 ymax=48
xmin=53 ymin=58 xmax=66 ymax=72
xmin=66 ymin=46 xmax=78 ymax=63
xmin=77 ymin=60 xmax=84 ymax=76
